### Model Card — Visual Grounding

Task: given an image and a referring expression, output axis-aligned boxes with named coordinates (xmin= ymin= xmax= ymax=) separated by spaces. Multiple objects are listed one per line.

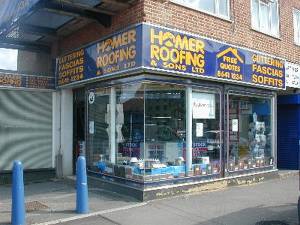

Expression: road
xmin=61 ymin=175 xmax=299 ymax=225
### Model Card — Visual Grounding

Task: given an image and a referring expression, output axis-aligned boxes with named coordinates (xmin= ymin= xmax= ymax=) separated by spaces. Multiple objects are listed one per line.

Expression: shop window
xmin=115 ymin=84 xmax=145 ymax=178
xmin=227 ymin=95 xmax=273 ymax=172
xmin=251 ymin=0 xmax=279 ymax=37
xmin=86 ymin=88 xmax=111 ymax=171
xmin=144 ymin=84 xmax=186 ymax=180
xmin=172 ymin=0 xmax=230 ymax=19
xmin=293 ymin=9 xmax=300 ymax=45
xmin=191 ymin=91 xmax=221 ymax=176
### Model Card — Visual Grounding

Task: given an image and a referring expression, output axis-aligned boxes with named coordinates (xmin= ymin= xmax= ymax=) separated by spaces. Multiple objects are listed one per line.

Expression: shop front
xmin=57 ymin=23 xmax=284 ymax=194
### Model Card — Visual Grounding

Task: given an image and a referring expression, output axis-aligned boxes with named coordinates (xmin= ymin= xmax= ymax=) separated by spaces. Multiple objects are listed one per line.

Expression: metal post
xmin=76 ymin=156 xmax=89 ymax=214
xmin=11 ymin=161 xmax=25 ymax=225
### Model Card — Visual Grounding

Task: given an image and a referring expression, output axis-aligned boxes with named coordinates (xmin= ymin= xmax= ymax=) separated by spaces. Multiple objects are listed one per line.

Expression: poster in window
xmin=196 ymin=123 xmax=204 ymax=137
xmin=285 ymin=62 xmax=300 ymax=88
xmin=192 ymin=93 xmax=215 ymax=119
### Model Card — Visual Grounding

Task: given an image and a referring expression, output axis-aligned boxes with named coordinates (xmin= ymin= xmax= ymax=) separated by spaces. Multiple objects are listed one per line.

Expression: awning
xmin=0 ymin=0 xmax=136 ymax=53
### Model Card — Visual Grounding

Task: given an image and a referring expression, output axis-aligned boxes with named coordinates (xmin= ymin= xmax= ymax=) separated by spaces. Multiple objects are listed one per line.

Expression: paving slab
xmin=0 ymin=179 xmax=139 ymax=225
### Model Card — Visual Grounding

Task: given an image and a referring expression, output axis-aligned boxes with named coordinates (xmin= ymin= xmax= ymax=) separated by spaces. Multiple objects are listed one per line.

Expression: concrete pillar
xmin=186 ymin=86 xmax=192 ymax=174
xmin=61 ymin=89 xmax=73 ymax=176
xmin=52 ymin=91 xmax=61 ymax=169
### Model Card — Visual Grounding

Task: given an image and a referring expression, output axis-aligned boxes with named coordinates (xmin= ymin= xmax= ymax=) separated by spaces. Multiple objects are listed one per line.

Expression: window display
xmin=227 ymin=95 xmax=273 ymax=172
xmin=86 ymin=89 xmax=110 ymax=170
xmin=86 ymin=80 xmax=275 ymax=183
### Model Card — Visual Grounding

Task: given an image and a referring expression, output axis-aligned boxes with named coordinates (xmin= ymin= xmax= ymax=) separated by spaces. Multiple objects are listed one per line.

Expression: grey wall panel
xmin=0 ymin=90 xmax=52 ymax=170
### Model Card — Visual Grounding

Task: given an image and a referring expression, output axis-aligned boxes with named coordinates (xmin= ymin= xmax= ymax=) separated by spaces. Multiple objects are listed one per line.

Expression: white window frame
xmin=251 ymin=0 xmax=280 ymax=37
xmin=293 ymin=8 xmax=300 ymax=45
xmin=171 ymin=0 xmax=231 ymax=21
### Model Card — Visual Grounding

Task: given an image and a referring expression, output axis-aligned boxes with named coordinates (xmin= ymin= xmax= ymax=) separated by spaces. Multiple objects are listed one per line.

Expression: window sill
xmin=169 ymin=0 xmax=233 ymax=23
xmin=251 ymin=27 xmax=281 ymax=40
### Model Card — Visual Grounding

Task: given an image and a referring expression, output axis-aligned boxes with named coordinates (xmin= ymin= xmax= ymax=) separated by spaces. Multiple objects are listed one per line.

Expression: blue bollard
xmin=11 ymin=161 xmax=25 ymax=225
xmin=76 ymin=156 xmax=89 ymax=214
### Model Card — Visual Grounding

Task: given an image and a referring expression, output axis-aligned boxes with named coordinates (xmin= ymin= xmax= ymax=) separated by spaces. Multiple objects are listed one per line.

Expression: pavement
xmin=0 ymin=170 xmax=299 ymax=225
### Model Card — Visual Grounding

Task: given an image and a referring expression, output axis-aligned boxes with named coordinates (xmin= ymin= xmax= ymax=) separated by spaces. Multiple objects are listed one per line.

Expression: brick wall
xmin=57 ymin=0 xmax=300 ymax=64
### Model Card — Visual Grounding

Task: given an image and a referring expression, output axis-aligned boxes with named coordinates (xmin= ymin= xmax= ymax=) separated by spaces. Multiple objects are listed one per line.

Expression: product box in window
xmin=206 ymin=164 xmax=212 ymax=175
xmin=104 ymin=162 xmax=114 ymax=175
xmin=260 ymin=159 xmax=265 ymax=167
xmin=228 ymin=161 xmax=235 ymax=171
xmin=238 ymin=161 xmax=244 ymax=170
xmin=255 ymin=157 xmax=264 ymax=167
xmin=193 ymin=165 xmax=201 ymax=176
xmin=125 ymin=166 xmax=133 ymax=179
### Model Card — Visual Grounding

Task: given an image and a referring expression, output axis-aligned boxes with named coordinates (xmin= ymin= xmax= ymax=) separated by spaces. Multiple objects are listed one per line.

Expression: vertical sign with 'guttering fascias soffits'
xmin=56 ymin=24 xmax=285 ymax=90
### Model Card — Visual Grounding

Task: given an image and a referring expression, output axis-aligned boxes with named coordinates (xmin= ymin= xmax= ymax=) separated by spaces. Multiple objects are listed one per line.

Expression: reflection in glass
xmin=270 ymin=1 xmax=279 ymax=36
xmin=116 ymin=84 xmax=145 ymax=179
xmin=259 ymin=2 xmax=269 ymax=32
xmin=218 ymin=0 xmax=229 ymax=17
xmin=86 ymin=89 xmax=110 ymax=170
xmin=251 ymin=0 xmax=259 ymax=29
xmin=228 ymin=95 xmax=273 ymax=171
xmin=145 ymin=84 xmax=186 ymax=179
xmin=198 ymin=0 xmax=215 ymax=12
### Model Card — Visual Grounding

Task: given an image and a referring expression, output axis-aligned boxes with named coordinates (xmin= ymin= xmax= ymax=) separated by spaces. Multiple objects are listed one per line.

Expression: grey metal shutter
xmin=0 ymin=90 xmax=52 ymax=170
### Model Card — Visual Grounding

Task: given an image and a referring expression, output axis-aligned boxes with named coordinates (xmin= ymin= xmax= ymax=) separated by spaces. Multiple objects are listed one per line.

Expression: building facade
xmin=0 ymin=0 xmax=299 ymax=197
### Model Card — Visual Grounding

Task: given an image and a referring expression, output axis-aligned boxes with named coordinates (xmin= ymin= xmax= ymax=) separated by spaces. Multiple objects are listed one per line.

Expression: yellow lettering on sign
xmin=150 ymin=28 xmax=205 ymax=53
xmin=150 ymin=28 xmax=206 ymax=71
xmin=252 ymin=54 xmax=283 ymax=69
xmin=97 ymin=29 xmax=136 ymax=53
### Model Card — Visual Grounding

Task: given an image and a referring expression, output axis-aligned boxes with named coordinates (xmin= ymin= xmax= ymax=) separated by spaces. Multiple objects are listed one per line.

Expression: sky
xmin=0 ymin=48 xmax=18 ymax=71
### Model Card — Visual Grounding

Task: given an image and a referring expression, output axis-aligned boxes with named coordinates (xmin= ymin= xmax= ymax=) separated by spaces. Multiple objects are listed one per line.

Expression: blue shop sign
xmin=0 ymin=71 xmax=55 ymax=90
xmin=143 ymin=24 xmax=285 ymax=89
xmin=57 ymin=25 xmax=143 ymax=86
xmin=56 ymin=23 xmax=285 ymax=89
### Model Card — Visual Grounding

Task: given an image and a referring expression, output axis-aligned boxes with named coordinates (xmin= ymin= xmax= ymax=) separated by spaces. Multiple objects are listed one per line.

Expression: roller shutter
xmin=0 ymin=90 xmax=52 ymax=170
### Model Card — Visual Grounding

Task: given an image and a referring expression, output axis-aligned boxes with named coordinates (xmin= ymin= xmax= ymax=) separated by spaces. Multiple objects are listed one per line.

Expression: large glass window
xmin=172 ymin=0 xmax=230 ymax=19
xmin=293 ymin=9 xmax=300 ymax=45
xmin=86 ymin=89 xmax=110 ymax=171
xmin=227 ymin=94 xmax=273 ymax=172
xmin=145 ymin=84 xmax=186 ymax=179
xmin=192 ymin=91 xmax=221 ymax=176
xmin=251 ymin=0 xmax=279 ymax=37
xmin=86 ymin=81 xmax=275 ymax=182
xmin=116 ymin=84 xmax=145 ymax=179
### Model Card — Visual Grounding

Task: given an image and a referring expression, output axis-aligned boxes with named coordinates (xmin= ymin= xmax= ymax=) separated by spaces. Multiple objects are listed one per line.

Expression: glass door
xmin=189 ymin=88 xmax=222 ymax=176
xmin=86 ymin=88 xmax=111 ymax=171
xmin=226 ymin=90 xmax=275 ymax=174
